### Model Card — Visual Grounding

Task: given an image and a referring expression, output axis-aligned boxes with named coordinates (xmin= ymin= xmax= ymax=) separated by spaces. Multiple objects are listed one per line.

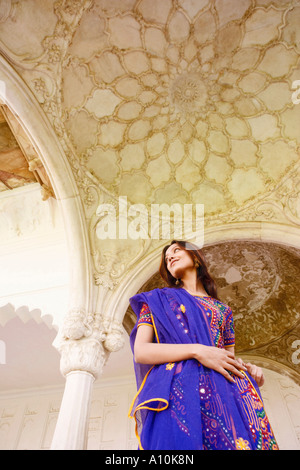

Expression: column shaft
xmin=51 ymin=370 xmax=95 ymax=450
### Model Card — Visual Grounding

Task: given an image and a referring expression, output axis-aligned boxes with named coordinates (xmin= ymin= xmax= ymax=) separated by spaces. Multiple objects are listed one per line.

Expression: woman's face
xmin=164 ymin=243 xmax=195 ymax=279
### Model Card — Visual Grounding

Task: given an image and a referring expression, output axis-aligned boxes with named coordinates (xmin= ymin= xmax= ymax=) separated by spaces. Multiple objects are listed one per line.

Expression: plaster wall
xmin=0 ymin=184 xmax=69 ymax=328
xmin=0 ymin=378 xmax=137 ymax=450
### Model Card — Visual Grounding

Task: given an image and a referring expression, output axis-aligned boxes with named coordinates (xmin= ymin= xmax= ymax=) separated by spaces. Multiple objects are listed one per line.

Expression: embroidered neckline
xmin=192 ymin=294 xmax=211 ymax=298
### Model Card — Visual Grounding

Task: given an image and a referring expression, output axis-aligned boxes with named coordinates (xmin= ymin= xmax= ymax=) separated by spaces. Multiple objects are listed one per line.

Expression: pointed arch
xmin=108 ymin=220 xmax=300 ymax=325
xmin=0 ymin=56 xmax=94 ymax=330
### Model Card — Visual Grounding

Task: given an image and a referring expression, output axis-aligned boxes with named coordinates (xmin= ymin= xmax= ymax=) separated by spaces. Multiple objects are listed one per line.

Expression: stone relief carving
xmin=60 ymin=307 xmax=94 ymax=341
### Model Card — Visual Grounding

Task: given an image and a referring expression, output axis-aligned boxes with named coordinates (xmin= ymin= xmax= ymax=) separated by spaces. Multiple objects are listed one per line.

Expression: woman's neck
xmin=181 ymin=276 xmax=207 ymax=296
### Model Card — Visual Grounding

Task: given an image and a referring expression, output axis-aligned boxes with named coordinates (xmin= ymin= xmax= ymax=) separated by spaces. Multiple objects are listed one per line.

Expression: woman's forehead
xmin=165 ymin=243 xmax=181 ymax=257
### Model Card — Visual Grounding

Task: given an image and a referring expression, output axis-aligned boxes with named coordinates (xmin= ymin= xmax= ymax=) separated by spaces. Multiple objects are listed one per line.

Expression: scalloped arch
xmin=0 ymin=302 xmax=57 ymax=330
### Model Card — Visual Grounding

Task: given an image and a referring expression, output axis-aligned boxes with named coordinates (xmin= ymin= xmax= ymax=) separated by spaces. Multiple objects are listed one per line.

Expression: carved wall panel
xmin=0 ymin=370 xmax=299 ymax=449
xmin=0 ymin=381 xmax=138 ymax=450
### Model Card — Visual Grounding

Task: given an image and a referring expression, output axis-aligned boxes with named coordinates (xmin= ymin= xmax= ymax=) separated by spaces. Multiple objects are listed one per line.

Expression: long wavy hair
xmin=159 ymin=240 xmax=219 ymax=300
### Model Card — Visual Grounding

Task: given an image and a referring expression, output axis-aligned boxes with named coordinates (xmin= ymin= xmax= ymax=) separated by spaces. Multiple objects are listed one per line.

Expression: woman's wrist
xmin=190 ymin=343 xmax=205 ymax=361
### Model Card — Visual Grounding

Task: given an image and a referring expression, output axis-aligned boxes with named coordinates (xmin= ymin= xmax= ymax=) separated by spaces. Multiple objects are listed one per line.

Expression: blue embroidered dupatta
xmin=129 ymin=287 xmax=278 ymax=450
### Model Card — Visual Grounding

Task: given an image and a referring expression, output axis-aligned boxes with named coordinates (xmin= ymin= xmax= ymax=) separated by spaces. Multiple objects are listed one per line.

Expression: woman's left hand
xmin=236 ymin=358 xmax=265 ymax=387
xmin=245 ymin=362 xmax=265 ymax=387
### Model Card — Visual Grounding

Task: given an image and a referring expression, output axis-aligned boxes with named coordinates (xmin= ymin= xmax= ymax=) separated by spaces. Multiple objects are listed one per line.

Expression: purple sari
xmin=129 ymin=287 xmax=278 ymax=450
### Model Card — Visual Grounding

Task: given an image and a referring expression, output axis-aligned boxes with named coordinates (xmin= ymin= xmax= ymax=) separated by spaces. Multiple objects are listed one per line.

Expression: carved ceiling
xmin=123 ymin=241 xmax=300 ymax=384
xmin=0 ymin=0 xmax=299 ymax=214
xmin=62 ymin=0 xmax=300 ymax=214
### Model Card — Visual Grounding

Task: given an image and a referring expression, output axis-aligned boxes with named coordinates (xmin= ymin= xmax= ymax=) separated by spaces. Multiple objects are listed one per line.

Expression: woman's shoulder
xmin=130 ymin=287 xmax=164 ymax=303
xmin=130 ymin=287 xmax=177 ymax=307
xmin=132 ymin=286 xmax=175 ymax=296
xmin=212 ymin=297 xmax=232 ymax=313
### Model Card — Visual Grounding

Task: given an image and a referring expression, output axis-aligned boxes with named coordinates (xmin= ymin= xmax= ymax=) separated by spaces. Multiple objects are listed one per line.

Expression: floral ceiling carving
xmin=59 ymin=0 xmax=300 ymax=215
xmin=1 ymin=0 xmax=299 ymax=216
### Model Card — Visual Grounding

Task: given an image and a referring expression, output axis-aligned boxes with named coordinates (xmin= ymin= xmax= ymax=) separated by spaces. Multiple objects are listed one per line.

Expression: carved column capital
xmin=58 ymin=336 xmax=109 ymax=379
xmin=60 ymin=307 xmax=94 ymax=341
xmin=104 ymin=321 xmax=125 ymax=353
xmin=57 ymin=304 xmax=126 ymax=378
xmin=95 ymin=313 xmax=126 ymax=353
xmin=57 ymin=306 xmax=109 ymax=378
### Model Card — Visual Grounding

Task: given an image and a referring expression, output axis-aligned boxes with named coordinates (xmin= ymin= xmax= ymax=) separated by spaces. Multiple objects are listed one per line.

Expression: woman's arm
xmin=134 ymin=324 xmax=247 ymax=383
xmin=134 ymin=324 xmax=197 ymax=364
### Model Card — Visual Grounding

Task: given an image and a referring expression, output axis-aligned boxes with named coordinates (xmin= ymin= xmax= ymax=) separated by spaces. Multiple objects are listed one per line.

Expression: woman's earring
xmin=175 ymin=279 xmax=180 ymax=285
xmin=194 ymin=261 xmax=200 ymax=268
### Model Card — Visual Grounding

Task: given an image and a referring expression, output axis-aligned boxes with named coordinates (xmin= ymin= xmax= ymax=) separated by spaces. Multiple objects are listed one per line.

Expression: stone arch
xmin=117 ymin=226 xmax=300 ymax=450
xmin=113 ymin=220 xmax=300 ymax=327
xmin=0 ymin=56 xmax=94 ymax=332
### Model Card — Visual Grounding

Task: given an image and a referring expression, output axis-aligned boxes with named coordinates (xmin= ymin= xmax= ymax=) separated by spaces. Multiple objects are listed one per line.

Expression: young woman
xmin=129 ymin=240 xmax=278 ymax=450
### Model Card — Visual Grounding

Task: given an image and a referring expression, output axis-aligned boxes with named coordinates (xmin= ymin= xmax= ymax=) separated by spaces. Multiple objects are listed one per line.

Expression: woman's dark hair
xmin=159 ymin=240 xmax=219 ymax=300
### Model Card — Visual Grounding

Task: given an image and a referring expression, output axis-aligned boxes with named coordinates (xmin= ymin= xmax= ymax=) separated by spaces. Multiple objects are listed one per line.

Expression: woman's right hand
xmin=193 ymin=344 xmax=247 ymax=383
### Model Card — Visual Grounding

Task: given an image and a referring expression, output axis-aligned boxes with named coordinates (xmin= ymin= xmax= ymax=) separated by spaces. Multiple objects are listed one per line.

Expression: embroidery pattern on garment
xmin=163 ymin=292 xmax=239 ymax=447
xmin=193 ymin=296 xmax=235 ymax=349
xmin=198 ymin=371 xmax=236 ymax=450
xmin=169 ymin=375 xmax=190 ymax=436
xmin=236 ymin=437 xmax=251 ymax=450
xmin=235 ymin=372 xmax=279 ymax=450
xmin=167 ymin=293 xmax=190 ymax=335
xmin=137 ymin=303 xmax=153 ymax=327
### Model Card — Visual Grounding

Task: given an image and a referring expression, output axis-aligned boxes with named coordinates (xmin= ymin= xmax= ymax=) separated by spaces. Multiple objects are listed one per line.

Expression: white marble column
xmin=51 ymin=370 xmax=95 ymax=450
xmin=51 ymin=333 xmax=109 ymax=450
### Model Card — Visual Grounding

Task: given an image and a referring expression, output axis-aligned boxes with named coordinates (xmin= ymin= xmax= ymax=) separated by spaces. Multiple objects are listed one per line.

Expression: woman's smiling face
xmin=164 ymin=243 xmax=195 ymax=279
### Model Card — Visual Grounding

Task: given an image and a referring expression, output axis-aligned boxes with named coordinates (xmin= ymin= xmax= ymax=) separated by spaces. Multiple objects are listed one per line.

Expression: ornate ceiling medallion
xmin=170 ymin=72 xmax=208 ymax=115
